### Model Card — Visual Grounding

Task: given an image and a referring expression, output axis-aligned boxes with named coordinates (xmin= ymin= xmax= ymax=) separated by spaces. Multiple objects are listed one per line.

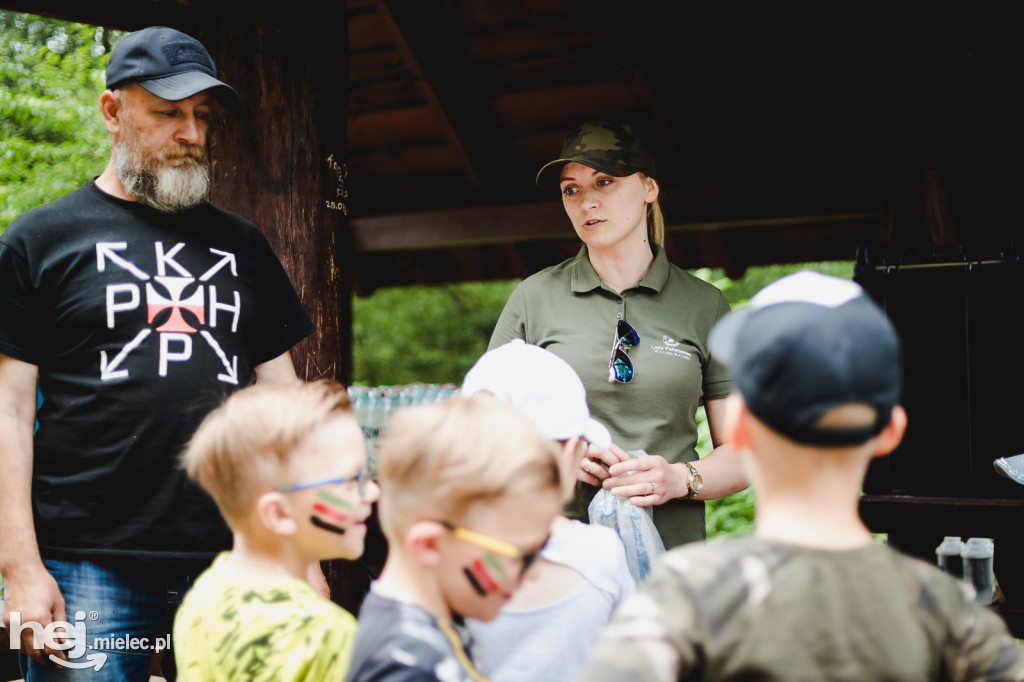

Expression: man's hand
xmin=0 ymin=353 xmax=61 ymax=663
xmin=2 ymin=562 xmax=68 ymax=664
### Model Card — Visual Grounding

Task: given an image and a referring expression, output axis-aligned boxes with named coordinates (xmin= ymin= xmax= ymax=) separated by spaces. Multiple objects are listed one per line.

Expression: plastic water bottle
xmin=961 ymin=537 xmax=995 ymax=605
xmin=361 ymin=390 xmax=385 ymax=466
xmin=935 ymin=536 xmax=964 ymax=579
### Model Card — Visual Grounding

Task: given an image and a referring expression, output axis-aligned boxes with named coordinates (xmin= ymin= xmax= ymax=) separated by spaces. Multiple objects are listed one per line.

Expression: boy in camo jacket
xmin=580 ymin=271 xmax=1024 ymax=682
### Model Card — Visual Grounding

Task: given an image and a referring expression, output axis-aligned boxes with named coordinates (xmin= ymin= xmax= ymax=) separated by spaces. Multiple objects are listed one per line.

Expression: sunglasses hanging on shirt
xmin=608 ymin=319 xmax=640 ymax=383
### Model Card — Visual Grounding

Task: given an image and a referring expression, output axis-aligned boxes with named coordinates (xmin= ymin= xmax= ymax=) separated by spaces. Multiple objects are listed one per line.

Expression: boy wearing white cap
xmin=462 ymin=340 xmax=636 ymax=682
xmin=579 ymin=271 xmax=1024 ymax=681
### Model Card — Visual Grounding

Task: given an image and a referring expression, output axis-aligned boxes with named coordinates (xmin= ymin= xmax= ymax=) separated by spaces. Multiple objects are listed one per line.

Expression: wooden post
xmin=192 ymin=3 xmax=364 ymax=610
xmin=195 ymin=2 xmax=353 ymax=387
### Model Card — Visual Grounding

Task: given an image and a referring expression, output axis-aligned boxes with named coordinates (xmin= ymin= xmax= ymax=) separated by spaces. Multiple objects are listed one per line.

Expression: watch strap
xmin=682 ymin=460 xmax=702 ymax=499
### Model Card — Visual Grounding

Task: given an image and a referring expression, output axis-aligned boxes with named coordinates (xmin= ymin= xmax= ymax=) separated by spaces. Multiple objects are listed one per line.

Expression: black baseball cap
xmin=708 ymin=271 xmax=901 ymax=447
xmin=106 ymin=26 xmax=240 ymax=112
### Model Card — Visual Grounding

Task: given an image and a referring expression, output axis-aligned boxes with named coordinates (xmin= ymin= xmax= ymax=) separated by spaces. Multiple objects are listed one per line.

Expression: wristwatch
xmin=683 ymin=461 xmax=703 ymax=499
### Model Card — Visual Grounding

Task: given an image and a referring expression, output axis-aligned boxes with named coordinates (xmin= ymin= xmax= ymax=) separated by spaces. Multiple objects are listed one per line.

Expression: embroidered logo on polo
xmin=97 ymin=241 xmax=241 ymax=384
xmin=651 ymin=335 xmax=693 ymax=360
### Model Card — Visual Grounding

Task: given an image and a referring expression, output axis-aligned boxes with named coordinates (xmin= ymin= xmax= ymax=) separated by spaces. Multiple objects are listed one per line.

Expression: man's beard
xmin=114 ymin=116 xmax=211 ymax=213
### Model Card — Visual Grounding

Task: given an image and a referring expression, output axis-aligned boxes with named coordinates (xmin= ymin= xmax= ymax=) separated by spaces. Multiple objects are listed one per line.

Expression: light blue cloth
xmin=993 ymin=453 xmax=1024 ymax=486
xmin=588 ymin=450 xmax=666 ymax=582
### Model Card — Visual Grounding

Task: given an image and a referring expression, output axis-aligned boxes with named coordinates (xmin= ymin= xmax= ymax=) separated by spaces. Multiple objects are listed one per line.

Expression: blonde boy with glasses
xmin=173 ymin=380 xmax=379 ymax=681
xmin=347 ymin=393 xmax=564 ymax=682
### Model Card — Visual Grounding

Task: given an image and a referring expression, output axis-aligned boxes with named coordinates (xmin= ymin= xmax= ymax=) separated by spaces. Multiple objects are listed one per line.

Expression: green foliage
xmin=706 ymin=487 xmax=757 ymax=538
xmin=352 ymin=280 xmax=520 ymax=386
xmin=0 ymin=12 xmax=118 ymax=233
xmin=691 ymin=261 xmax=856 ymax=307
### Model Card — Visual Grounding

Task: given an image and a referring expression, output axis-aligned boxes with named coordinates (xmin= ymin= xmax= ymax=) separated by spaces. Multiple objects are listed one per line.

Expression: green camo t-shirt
xmin=580 ymin=538 xmax=1024 ymax=681
xmin=489 ymin=245 xmax=732 ymax=548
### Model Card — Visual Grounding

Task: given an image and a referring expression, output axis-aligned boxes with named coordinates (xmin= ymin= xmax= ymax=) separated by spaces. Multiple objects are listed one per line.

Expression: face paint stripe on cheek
xmin=316 ymin=490 xmax=353 ymax=510
xmin=471 ymin=559 xmax=502 ymax=592
xmin=483 ymin=553 xmax=509 ymax=583
xmin=463 ymin=567 xmax=487 ymax=597
xmin=312 ymin=501 xmax=349 ymax=522
xmin=310 ymin=516 xmax=347 ymax=535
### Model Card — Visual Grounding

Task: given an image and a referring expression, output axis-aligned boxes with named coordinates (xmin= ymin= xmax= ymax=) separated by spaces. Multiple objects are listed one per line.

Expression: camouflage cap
xmin=536 ymin=121 xmax=656 ymax=188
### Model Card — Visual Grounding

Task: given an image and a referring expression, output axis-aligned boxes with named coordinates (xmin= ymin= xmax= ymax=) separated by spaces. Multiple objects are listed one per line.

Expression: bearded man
xmin=0 ymin=27 xmax=315 ymax=681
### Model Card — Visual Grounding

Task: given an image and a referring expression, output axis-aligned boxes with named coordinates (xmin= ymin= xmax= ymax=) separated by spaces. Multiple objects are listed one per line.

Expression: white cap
xmin=462 ymin=340 xmax=612 ymax=449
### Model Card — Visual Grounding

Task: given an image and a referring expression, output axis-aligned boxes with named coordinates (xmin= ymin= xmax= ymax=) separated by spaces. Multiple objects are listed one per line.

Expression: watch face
xmin=686 ymin=463 xmax=703 ymax=496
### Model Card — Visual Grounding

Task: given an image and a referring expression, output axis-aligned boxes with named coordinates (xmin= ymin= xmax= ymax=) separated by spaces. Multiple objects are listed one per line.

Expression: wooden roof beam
xmin=372 ymin=1 xmax=479 ymax=187
xmin=352 ymin=197 xmax=879 ymax=254
xmin=0 ymin=0 xmax=193 ymax=31
xmin=378 ymin=0 xmax=536 ymax=196
xmin=353 ymin=201 xmax=571 ymax=252
xmin=350 ymin=211 xmax=881 ymax=294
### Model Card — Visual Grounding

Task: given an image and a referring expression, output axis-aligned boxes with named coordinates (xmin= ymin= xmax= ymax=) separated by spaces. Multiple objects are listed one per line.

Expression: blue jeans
xmin=19 ymin=559 xmax=198 ymax=681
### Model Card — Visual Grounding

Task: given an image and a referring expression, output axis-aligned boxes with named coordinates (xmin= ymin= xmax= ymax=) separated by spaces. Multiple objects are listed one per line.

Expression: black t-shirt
xmin=0 ymin=182 xmax=315 ymax=570
xmin=348 ymin=590 xmax=488 ymax=682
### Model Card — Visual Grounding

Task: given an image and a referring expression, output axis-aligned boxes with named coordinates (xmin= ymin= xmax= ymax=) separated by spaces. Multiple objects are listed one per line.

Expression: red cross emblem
xmin=146 ymin=276 xmax=205 ymax=333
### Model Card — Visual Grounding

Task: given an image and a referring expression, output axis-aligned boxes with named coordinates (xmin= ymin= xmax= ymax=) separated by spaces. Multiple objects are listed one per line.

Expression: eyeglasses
xmin=273 ymin=464 xmax=374 ymax=497
xmin=608 ymin=319 xmax=640 ymax=383
xmin=437 ymin=521 xmax=549 ymax=577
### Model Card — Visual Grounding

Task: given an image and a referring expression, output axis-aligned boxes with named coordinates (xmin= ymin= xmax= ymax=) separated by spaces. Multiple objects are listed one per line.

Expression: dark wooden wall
xmin=188 ymin=0 xmax=367 ymax=609
xmin=194 ymin=2 xmax=353 ymax=388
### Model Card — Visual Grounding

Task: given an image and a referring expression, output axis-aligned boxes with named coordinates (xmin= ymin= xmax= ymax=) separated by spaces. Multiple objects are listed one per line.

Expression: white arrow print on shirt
xmin=200 ymin=330 xmax=239 ymax=384
xmin=100 ymin=329 xmax=152 ymax=381
xmin=96 ymin=242 xmax=151 ymax=281
xmin=199 ymin=249 xmax=237 ymax=281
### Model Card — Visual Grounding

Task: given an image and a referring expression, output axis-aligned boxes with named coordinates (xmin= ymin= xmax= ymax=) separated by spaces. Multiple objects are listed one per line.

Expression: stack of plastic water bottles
xmin=348 ymin=383 xmax=460 ymax=465
xmin=935 ymin=536 xmax=997 ymax=605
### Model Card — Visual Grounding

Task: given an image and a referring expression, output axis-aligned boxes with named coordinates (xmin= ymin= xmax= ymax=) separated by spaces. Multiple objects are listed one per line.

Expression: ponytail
xmin=647 ymin=199 xmax=665 ymax=247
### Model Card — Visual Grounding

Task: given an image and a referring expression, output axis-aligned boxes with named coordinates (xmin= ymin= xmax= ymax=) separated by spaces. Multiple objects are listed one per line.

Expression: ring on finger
xmin=648 ymin=481 xmax=656 ymax=495
xmin=584 ymin=461 xmax=591 ymax=474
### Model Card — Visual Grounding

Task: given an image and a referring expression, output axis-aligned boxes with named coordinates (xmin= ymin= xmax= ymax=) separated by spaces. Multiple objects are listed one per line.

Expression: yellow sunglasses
xmin=437 ymin=521 xmax=548 ymax=576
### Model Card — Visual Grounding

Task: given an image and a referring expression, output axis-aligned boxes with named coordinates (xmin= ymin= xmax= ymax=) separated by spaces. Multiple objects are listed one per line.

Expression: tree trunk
xmin=196 ymin=1 xmax=353 ymax=387
xmin=193 ymin=2 xmax=364 ymax=610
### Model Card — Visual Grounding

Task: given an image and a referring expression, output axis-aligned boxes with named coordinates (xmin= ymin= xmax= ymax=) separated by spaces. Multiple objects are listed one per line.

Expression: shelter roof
xmin=5 ymin=1 xmax=1022 ymax=290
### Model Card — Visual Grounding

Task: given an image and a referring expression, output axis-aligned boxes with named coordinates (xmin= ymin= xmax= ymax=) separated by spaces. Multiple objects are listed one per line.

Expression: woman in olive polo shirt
xmin=488 ymin=121 xmax=749 ymax=548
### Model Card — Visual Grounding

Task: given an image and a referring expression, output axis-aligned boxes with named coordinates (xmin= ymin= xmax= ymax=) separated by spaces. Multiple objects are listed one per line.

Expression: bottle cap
xmin=961 ymin=537 xmax=994 ymax=559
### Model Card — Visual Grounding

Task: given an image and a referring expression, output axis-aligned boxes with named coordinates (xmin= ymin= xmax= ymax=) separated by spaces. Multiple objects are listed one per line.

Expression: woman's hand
xmin=579 ymin=442 xmax=630 ymax=486
xmin=604 ymin=452 xmax=688 ymax=507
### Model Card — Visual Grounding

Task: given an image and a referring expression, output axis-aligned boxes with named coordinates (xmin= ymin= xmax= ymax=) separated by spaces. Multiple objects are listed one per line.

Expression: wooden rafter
xmin=370 ymin=1 xmax=479 ymax=186
xmin=376 ymin=0 xmax=535 ymax=194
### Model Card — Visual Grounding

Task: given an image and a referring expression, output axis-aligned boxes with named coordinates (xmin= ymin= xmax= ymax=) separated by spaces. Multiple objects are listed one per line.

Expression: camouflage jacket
xmin=579 ymin=537 xmax=1024 ymax=682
